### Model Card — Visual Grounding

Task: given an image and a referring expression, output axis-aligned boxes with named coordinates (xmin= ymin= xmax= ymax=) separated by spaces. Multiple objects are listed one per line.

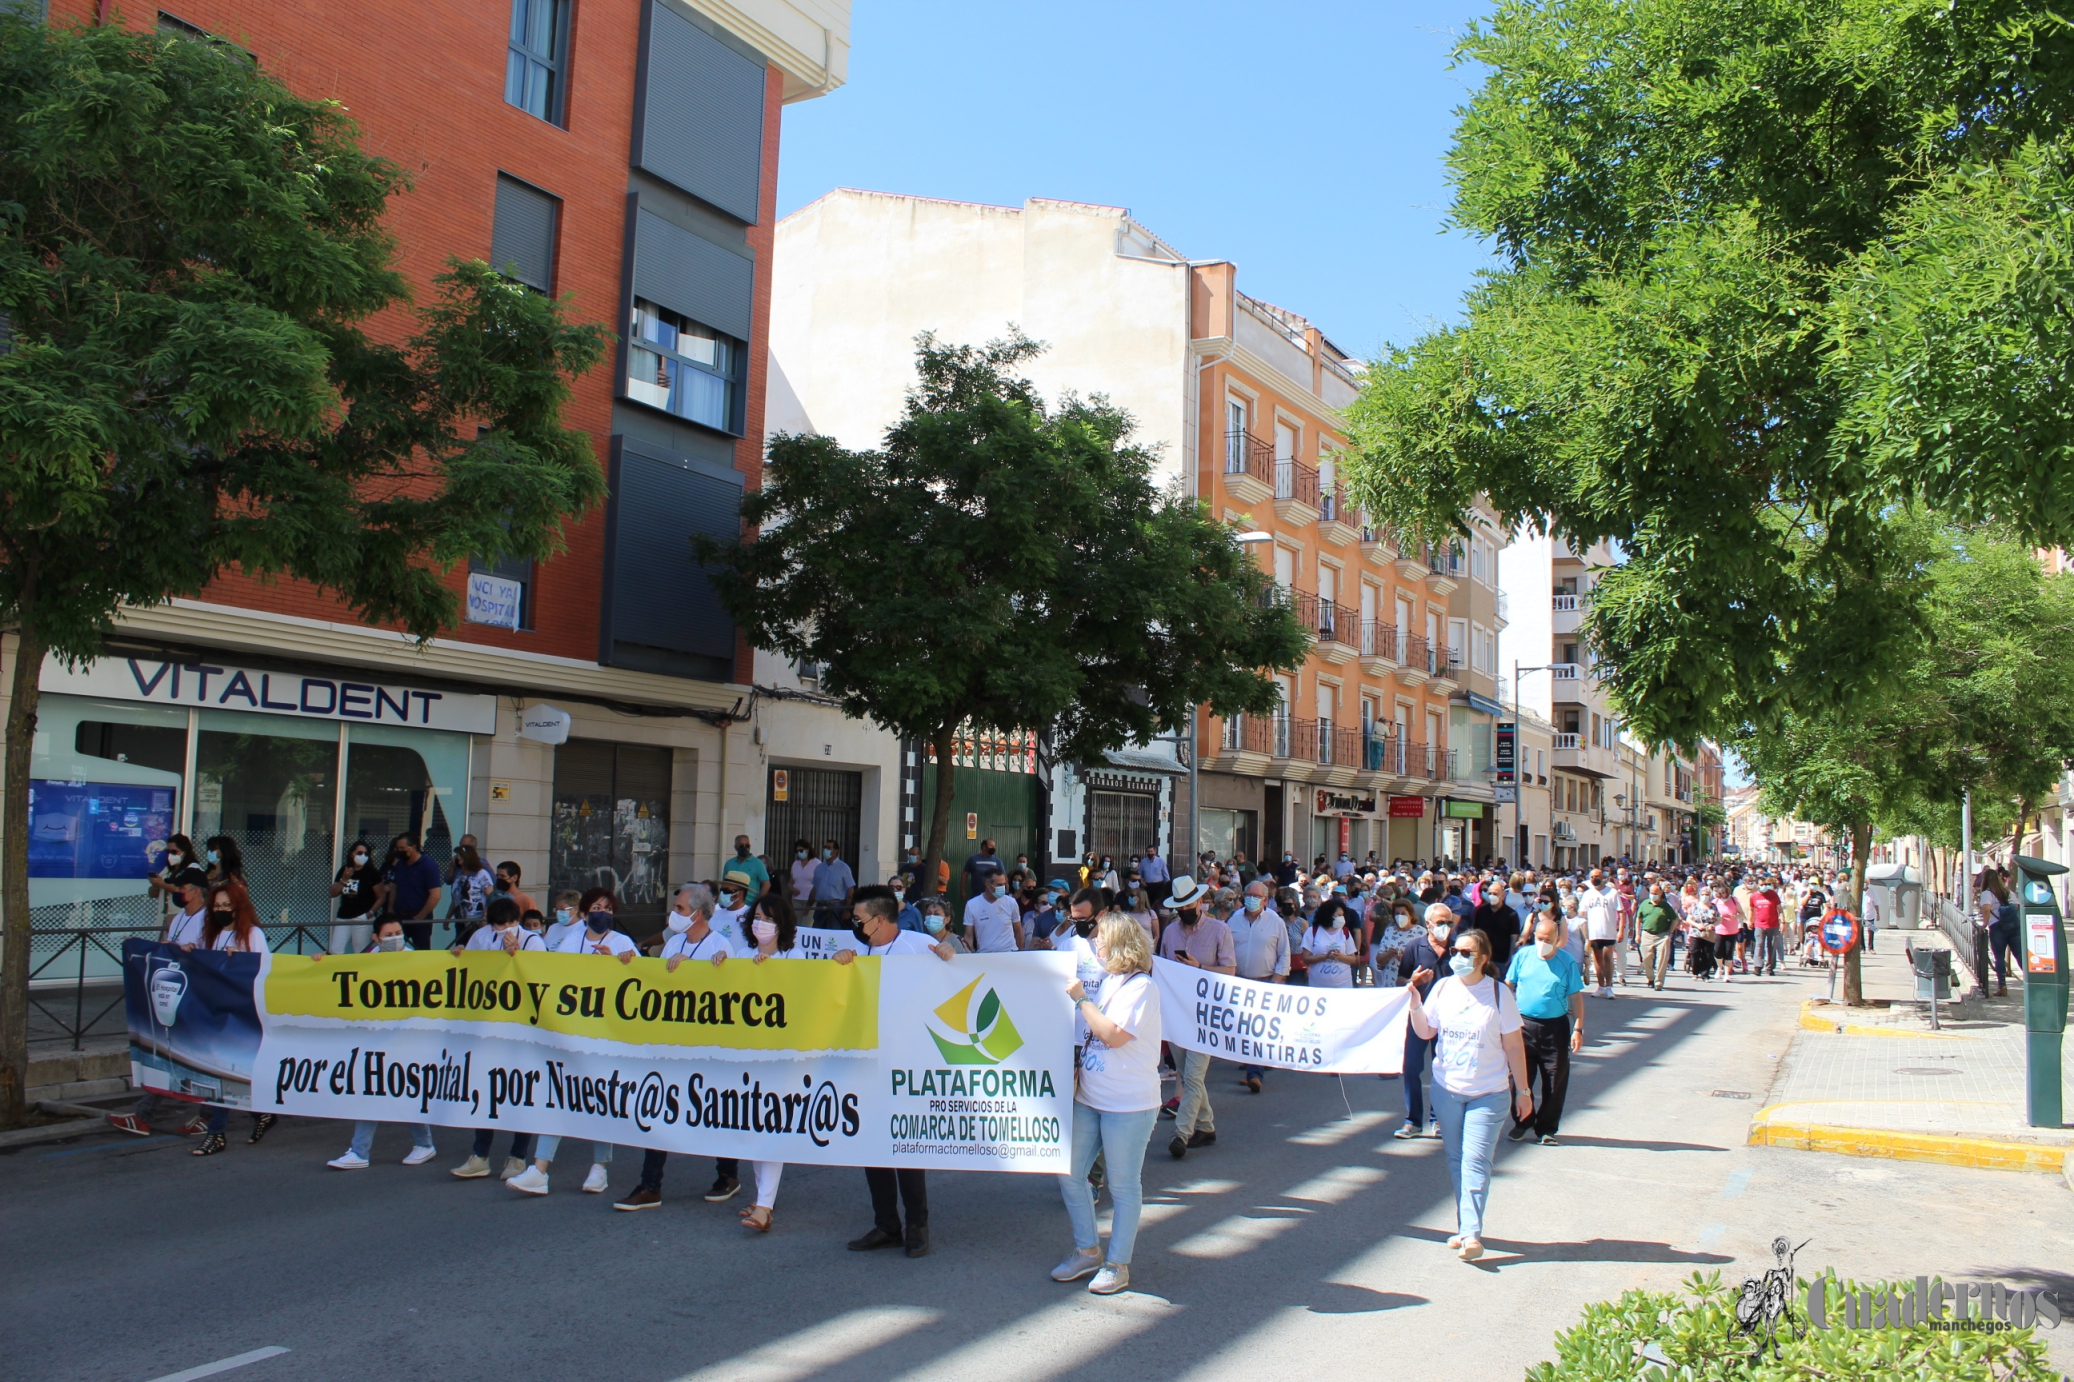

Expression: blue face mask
xmin=206 ymin=849 xmax=221 ymax=865
xmin=921 ymin=914 xmax=945 ymax=935
xmin=1448 ymin=954 xmax=1476 ymax=978
xmin=1243 ymin=895 xmax=1265 ymax=914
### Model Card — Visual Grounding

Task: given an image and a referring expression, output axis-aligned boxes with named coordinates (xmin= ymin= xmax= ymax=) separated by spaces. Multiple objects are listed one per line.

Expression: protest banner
xmin=1151 ymin=959 xmax=1411 ymax=1074
xmin=122 ymin=940 xmax=1075 ymax=1172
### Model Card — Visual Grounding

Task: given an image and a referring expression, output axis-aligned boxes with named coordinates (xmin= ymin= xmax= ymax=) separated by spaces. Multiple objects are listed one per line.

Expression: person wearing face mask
xmin=493 ymin=906 xmax=630 ymax=1193
xmin=713 ymin=872 xmax=758 ymax=947
xmin=727 ymin=833 xmax=772 ymax=901
xmin=493 ymin=860 xmax=538 ymax=916
xmin=381 ymin=833 xmax=444 ymax=952
xmin=809 ymin=840 xmax=857 ymax=928
xmin=463 ymin=897 xmax=543 ymax=956
xmin=731 ymin=892 xmax=807 ymax=1232
xmin=147 ymin=833 xmax=200 ymax=908
xmin=963 ymin=868 xmax=1025 ymax=953
xmin=325 ymin=919 xmax=441 ymax=1170
xmin=789 ymin=838 xmax=818 ymax=905
xmin=191 ymin=882 xmax=275 ymax=1156
xmin=1273 ymin=850 xmax=1300 ymax=888
xmin=917 ymin=898 xmax=967 ymax=951
xmin=1391 ymin=903 xmax=1457 ymax=1140
xmin=1226 ymin=879 xmax=1289 ymax=1093
xmin=1502 ymin=916 xmax=1585 ymax=1146
xmin=892 ymin=878 xmax=925 ymax=933
xmin=832 ymin=886 xmax=954 ymax=1257
xmin=1405 ymin=928 xmax=1532 ymax=1260
xmin=544 ymin=891 xmax=586 ymax=950
xmin=107 ymin=874 xmax=217 ymax=1138
xmin=327 ymin=839 xmax=383 ymax=956
xmin=1157 ymin=876 xmax=1233 ymax=1157
xmin=1635 ymin=881 xmax=1680 ymax=990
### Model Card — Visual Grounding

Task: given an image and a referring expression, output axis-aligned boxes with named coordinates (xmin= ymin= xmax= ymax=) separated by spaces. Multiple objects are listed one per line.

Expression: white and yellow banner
xmin=243 ymin=948 xmax=1075 ymax=1172
xmin=1152 ymin=959 xmax=1413 ymax=1075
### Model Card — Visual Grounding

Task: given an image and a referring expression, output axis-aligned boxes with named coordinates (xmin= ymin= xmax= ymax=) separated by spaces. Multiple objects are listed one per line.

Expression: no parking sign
xmin=1818 ymin=908 xmax=1860 ymax=955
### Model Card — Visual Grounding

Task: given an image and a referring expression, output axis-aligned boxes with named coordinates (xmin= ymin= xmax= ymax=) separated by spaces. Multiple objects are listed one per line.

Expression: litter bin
xmin=1909 ymin=946 xmax=1953 ymax=1001
xmin=1866 ymin=862 xmax=1925 ymax=928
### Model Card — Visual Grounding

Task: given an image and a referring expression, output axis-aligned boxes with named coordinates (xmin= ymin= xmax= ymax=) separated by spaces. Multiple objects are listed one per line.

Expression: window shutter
xmin=492 ymin=174 xmax=560 ymax=291
xmin=633 ymin=1 xmax=766 ymax=223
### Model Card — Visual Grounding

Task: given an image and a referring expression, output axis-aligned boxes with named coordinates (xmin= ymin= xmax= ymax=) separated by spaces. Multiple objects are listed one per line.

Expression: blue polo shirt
xmin=1504 ymin=944 xmax=1584 ymax=1020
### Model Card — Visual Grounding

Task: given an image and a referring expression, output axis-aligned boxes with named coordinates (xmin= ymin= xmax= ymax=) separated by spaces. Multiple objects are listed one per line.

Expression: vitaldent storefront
xmin=30 ymin=655 xmax=494 ymax=950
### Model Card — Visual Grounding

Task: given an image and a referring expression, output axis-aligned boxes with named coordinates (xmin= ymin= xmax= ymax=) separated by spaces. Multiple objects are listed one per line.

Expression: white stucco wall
xmin=1498 ymin=527 xmax=1555 ymax=721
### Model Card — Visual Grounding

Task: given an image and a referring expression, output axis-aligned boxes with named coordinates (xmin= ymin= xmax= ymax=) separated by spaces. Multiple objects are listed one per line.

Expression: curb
xmin=1796 ymin=999 xmax=1974 ymax=1040
xmin=0 ymin=1116 xmax=113 ymax=1152
xmin=1749 ymin=1108 xmax=2068 ymax=1174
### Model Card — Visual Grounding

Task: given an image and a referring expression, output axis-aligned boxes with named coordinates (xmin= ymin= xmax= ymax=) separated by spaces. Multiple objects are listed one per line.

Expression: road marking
xmin=1170 ymin=1213 xmax=1304 ymax=1258
xmin=1721 ymin=1168 xmax=1752 ymax=1199
xmin=1287 ymin=1111 xmax=1388 ymax=1146
xmin=1697 ymin=1224 xmax=1728 ymax=1250
xmin=666 ymin=1307 xmax=940 ymax=1382
xmin=145 ymin=1346 xmax=290 ymax=1382
xmin=1283 ymin=1165 xmax=1386 ymax=1204
xmin=45 ymin=1135 xmax=176 ymax=1157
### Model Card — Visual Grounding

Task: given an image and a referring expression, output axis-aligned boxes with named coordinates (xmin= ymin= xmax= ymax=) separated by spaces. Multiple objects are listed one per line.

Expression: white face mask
xmin=1536 ymin=939 xmax=1557 ymax=959
xmin=665 ymin=913 xmax=692 ymax=934
xmin=555 ymin=908 xmax=573 ymax=925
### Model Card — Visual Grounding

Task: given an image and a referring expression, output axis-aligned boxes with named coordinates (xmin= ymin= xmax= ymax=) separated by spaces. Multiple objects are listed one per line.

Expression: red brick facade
xmin=52 ymin=1 xmax=778 ymax=683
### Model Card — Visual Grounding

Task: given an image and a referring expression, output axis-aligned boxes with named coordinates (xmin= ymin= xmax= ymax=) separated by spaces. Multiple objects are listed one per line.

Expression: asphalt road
xmin=8 ymin=965 xmax=2072 ymax=1382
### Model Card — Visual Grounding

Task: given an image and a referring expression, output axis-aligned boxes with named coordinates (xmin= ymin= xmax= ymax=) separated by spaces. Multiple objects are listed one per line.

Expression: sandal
xmin=739 ymin=1205 xmax=774 ymax=1233
xmin=248 ymin=1114 xmax=278 ymax=1144
xmin=191 ymin=1133 xmax=227 ymax=1157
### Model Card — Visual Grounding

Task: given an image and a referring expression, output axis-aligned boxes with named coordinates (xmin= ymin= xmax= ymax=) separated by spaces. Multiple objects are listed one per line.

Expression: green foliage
xmin=1343 ymin=0 xmax=2074 ymax=744
xmin=0 ymin=15 xmax=607 ymax=655
xmin=696 ymin=332 xmax=1307 ymax=874
xmin=1527 ymin=1270 xmax=2057 ymax=1382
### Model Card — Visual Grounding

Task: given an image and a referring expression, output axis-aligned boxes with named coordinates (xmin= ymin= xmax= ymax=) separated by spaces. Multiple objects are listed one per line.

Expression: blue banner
xmin=123 ymin=940 xmax=264 ymax=1109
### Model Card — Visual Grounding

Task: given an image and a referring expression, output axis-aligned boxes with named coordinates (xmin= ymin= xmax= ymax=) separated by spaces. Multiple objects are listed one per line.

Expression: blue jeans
xmin=1059 ymin=1102 xmax=1158 ymax=1266
xmin=1397 ymin=1025 xmax=1437 ymax=1126
xmin=531 ymin=1135 xmax=614 ymax=1165
xmin=1990 ymin=919 xmax=2022 ymax=982
xmin=1430 ymin=1084 xmax=1508 ymax=1240
xmin=351 ymin=1121 xmax=433 ymax=1159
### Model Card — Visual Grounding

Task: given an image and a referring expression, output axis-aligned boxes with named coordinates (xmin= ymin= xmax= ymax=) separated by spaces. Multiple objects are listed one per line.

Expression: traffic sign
xmin=1818 ymin=908 xmax=1859 ymax=955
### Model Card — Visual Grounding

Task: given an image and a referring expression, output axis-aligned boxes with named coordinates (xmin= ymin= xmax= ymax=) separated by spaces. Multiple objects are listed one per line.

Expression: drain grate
xmin=1711 ymin=1090 xmax=1753 ymax=1099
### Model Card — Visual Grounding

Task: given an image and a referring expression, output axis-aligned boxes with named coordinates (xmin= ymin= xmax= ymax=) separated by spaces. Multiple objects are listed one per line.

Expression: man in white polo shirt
xmin=1580 ymin=869 xmax=1623 ymax=998
xmin=963 ymin=868 xmax=1024 ymax=952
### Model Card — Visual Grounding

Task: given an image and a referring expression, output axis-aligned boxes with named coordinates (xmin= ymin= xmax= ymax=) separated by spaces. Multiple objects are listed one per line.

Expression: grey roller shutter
xmin=633 ymin=0 xmax=765 ymax=223
xmin=631 ymin=209 xmax=752 ymax=341
xmin=492 ymin=174 xmax=560 ymax=292
xmin=600 ymin=436 xmax=743 ymax=678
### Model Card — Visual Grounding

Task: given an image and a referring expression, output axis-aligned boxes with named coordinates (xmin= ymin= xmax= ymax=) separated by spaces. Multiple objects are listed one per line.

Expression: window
xmin=507 ymin=0 xmax=571 ymax=126
xmin=491 ymin=174 xmax=560 ymax=292
xmin=627 ymin=298 xmax=739 ymax=431
xmin=467 ymin=552 xmax=533 ymax=630
xmin=158 ymin=10 xmax=254 ymax=60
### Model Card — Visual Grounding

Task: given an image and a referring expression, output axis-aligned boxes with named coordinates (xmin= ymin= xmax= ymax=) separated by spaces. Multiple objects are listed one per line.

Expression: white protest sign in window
xmin=466 ymin=571 xmax=524 ymax=629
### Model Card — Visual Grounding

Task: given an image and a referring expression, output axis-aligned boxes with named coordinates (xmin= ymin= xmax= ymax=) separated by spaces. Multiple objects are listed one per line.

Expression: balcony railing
xmin=1495 ymin=589 xmax=1509 ymax=621
xmin=1309 ymin=719 xmax=1367 ymax=768
xmin=1319 ymin=484 xmax=1346 ymax=522
xmin=1360 ymin=619 xmax=1397 ymax=660
xmin=1432 ymin=644 xmax=1461 ymax=681
xmin=1225 ymin=429 xmax=1274 ymax=487
xmin=1219 ymin=713 xmax=1277 ymax=756
xmin=1552 ymin=593 xmax=1583 ymax=612
xmin=1402 ymin=632 xmax=1430 ymax=670
xmin=1274 ymin=458 xmax=1321 ymax=508
xmin=1426 ymin=543 xmax=1463 ymax=578
xmin=1552 ymin=732 xmax=1580 ymax=749
xmin=1315 ymin=597 xmax=1352 ymax=646
xmin=1549 ymin=662 xmax=1582 ymax=680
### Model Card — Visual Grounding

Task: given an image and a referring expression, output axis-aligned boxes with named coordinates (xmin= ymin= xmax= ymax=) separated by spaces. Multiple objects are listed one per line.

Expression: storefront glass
xmin=28 ymin=697 xmax=188 ymax=931
xmin=344 ymin=723 xmax=469 ymax=902
xmin=1198 ymin=808 xmax=1256 ymax=864
xmin=194 ymin=709 xmax=338 ymax=939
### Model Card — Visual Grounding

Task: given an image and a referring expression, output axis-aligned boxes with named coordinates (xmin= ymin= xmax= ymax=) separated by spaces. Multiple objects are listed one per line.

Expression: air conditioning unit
xmin=1553 ymin=821 xmax=1577 ymax=842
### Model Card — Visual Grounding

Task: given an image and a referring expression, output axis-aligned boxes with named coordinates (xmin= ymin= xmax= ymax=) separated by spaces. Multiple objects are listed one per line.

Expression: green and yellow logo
xmin=925 ymin=974 xmax=1024 ymax=1065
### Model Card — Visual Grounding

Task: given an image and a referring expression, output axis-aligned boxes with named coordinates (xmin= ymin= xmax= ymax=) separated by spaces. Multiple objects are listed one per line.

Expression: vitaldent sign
xmin=42 ymin=656 xmax=498 ymax=734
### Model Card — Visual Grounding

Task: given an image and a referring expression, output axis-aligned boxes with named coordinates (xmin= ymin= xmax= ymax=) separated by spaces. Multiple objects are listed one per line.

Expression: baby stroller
xmin=1686 ymin=927 xmax=1718 ymax=981
xmin=1797 ymin=914 xmax=1826 ymax=968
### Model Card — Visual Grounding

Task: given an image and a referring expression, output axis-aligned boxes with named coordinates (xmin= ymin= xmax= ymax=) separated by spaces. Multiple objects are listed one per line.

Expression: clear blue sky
xmin=775 ymin=0 xmax=1500 ymax=358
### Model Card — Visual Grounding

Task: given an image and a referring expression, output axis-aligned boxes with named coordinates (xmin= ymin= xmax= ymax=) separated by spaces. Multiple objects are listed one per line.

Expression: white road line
xmin=145 ymin=1347 xmax=290 ymax=1382
xmin=666 ymin=1307 xmax=942 ymax=1382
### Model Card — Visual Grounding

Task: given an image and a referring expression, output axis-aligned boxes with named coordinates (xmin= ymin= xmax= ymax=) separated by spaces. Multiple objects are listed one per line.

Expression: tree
xmin=0 ymin=19 xmax=606 ymax=1122
xmin=1344 ymin=0 xmax=2074 ymax=747
xmin=696 ymin=332 xmax=1307 ymax=896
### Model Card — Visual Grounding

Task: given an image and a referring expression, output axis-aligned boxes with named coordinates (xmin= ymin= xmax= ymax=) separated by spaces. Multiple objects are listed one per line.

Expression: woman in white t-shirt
xmin=729 ymin=893 xmax=809 ymax=1231
xmin=1053 ymin=911 xmax=1161 ymax=1298
xmin=191 ymin=881 xmax=275 ymax=1157
xmin=498 ymin=909 xmax=633 ymax=1194
xmin=1405 ymin=928 xmax=1531 ymax=1261
xmin=1302 ymin=898 xmax=1360 ymax=989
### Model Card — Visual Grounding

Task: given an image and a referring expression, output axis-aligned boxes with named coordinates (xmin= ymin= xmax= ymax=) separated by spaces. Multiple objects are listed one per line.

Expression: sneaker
xmin=1088 ymin=1263 xmax=1130 ymax=1295
xmin=1167 ymin=1135 xmax=1188 ymax=1160
xmin=615 ymin=1186 xmax=663 ymax=1211
xmin=704 ymin=1174 xmax=740 ymax=1203
xmin=327 ymin=1152 xmax=370 ymax=1170
xmin=510 ymin=1166 xmax=550 ymax=1195
xmin=1393 ymin=1121 xmax=1420 ymax=1140
xmin=498 ymin=1156 xmax=527 ymax=1180
xmin=1186 ymin=1129 xmax=1216 ymax=1149
xmin=177 ymin=1115 xmax=212 ymax=1136
xmin=401 ymin=1145 xmax=438 ymax=1166
xmin=583 ymin=1163 xmax=609 ymax=1194
xmin=1457 ymin=1239 xmax=1485 ymax=1261
xmin=1507 ymin=1124 xmax=1533 ymax=1142
xmin=451 ymin=1155 xmax=492 ymax=1179
xmin=1423 ymin=1123 xmax=1441 ymax=1139
xmin=1051 ymin=1248 xmax=1102 ymax=1283
xmin=1540 ymin=1134 xmax=1560 ymax=1147
xmin=106 ymin=1113 xmax=151 ymax=1137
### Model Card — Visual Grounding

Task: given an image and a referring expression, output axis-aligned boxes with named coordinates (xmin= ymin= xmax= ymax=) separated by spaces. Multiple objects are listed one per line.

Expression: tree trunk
xmin=1842 ymin=820 xmax=1872 ymax=1007
xmin=1 ymin=625 xmax=46 ymax=1126
xmin=917 ymin=722 xmax=959 ymax=900
xmin=2011 ymin=797 xmax=2033 ymax=864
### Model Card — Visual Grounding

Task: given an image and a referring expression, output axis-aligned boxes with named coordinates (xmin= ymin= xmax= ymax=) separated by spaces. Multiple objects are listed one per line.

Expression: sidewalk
xmin=1750 ymin=935 xmax=2074 ymax=1174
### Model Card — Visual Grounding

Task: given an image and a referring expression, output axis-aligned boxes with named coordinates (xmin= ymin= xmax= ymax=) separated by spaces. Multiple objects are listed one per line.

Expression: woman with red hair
xmin=192 ymin=879 xmax=276 ymax=1157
